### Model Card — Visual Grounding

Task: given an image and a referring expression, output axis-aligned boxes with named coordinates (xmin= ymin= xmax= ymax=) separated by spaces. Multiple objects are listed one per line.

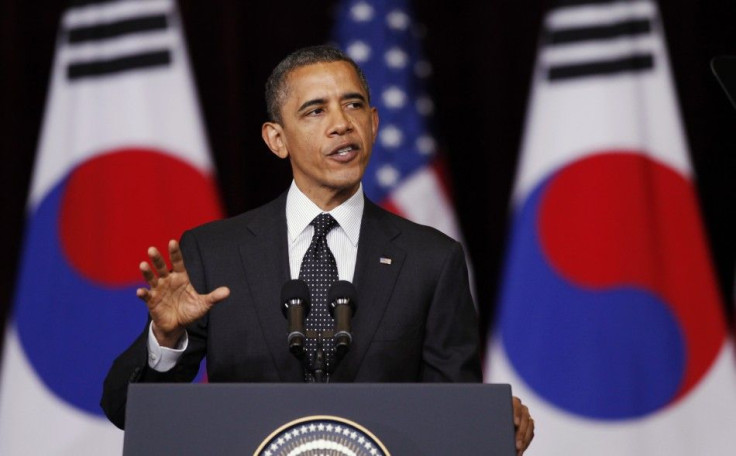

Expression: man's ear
xmin=370 ymin=107 xmax=379 ymax=143
xmin=261 ymin=122 xmax=289 ymax=159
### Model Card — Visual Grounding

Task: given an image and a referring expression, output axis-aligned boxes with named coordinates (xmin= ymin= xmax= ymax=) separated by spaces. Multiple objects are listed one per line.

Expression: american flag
xmin=333 ymin=0 xmax=463 ymax=241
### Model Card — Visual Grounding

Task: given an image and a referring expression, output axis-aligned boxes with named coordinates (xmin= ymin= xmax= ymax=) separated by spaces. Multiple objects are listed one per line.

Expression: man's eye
xmin=346 ymin=101 xmax=363 ymax=109
xmin=307 ymin=108 xmax=324 ymax=116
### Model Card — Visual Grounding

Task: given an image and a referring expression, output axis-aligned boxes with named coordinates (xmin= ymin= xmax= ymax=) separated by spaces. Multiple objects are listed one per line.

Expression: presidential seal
xmin=254 ymin=415 xmax=390 ymax=456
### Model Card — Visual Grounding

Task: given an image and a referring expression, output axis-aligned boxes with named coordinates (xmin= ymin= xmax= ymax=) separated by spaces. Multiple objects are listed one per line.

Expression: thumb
xmin=205 ymin=286 xmax=230 ymax=305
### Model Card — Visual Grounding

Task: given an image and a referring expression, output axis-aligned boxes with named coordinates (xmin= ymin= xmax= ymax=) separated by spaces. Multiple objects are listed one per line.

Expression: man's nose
xmin=329 ymin=109 xmax=353 ymax=135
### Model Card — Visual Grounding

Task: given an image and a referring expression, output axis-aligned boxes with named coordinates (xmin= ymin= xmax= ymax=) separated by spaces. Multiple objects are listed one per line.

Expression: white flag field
xmin=486 ymin=0 xmax=736 ymax=455
xmin=0 ymin=0 xmax=221 ymax=453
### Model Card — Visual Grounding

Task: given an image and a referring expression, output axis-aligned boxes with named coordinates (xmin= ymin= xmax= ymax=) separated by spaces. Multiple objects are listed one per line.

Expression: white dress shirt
xmin=148 ymin=181 xmax=365 ymax=372
xmin=286 ymin=180 xmax=362 ymax=282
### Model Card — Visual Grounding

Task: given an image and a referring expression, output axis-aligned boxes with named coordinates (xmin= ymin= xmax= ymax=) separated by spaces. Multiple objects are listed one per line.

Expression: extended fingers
xmin=205 ymin=286 xmax=230 ymax=305
xmin=148 ymin=246 xmax=170 ymax=278
xmin=168 ymin=239 xmax=186 ymax=273
xmin=140 ymin=261 xmax=157 ymax=287
xmin=136 ymin=287 xmax=151 ymax=303
xmin=139 ymin=243 xmax=177 ymax=287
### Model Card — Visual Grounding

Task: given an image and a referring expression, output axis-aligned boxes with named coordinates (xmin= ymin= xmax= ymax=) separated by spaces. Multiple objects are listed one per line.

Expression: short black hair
xmin=265 ymin=45 xmax=371 ymax=124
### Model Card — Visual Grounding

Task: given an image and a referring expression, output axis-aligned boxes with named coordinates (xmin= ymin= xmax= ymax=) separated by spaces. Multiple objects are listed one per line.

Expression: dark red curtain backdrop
xmin=2 ymin=1 xmax=735 ymax=354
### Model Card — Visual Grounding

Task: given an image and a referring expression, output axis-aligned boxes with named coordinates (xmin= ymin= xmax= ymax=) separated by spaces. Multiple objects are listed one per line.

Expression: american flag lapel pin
xmin=379 ymin=257 xmax=392 ymax=265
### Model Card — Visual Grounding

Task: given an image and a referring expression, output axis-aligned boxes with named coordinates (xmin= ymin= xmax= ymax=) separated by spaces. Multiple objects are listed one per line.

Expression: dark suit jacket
xmin=101 ymin=193 xmax=481 ymax=429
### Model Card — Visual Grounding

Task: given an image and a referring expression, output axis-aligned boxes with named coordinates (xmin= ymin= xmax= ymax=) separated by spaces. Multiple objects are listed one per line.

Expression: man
xmin=101 ymin=45 xmax=534 ymax=454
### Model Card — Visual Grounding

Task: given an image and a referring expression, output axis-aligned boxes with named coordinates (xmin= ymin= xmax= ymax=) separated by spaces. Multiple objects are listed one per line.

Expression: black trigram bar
xmin=548 ymin=54 xmax=654 ymax=81
xmin=67 ymin=14 xmax=168 ymax=44
xmin=67 ymin=49 xmax=171 ymax=80
xmin=548 ymin=18 xmax=651 ymax=45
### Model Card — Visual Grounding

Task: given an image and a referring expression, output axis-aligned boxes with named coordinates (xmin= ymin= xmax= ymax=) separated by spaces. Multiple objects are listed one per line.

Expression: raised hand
xmin=136 ymin=239 xmax=230 ymax=347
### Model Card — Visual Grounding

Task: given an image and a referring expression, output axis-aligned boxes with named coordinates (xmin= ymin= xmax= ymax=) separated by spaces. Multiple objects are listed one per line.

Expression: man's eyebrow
xmin=296 ymin=93 xmax=367 ymax=113
xmin=341 ymin=92 xmax=367 ymax=103
xmin=297 ymin=98 xmax=326 ymax=113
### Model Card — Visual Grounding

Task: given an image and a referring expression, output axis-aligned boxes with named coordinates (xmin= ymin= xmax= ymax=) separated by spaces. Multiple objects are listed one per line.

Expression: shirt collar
xmin=286 ymin=181 xmax=364 ymax=247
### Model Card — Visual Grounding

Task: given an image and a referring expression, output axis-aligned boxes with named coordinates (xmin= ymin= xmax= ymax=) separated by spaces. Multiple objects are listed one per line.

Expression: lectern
xmin=123 ymin=383 xmax=516 ymax=455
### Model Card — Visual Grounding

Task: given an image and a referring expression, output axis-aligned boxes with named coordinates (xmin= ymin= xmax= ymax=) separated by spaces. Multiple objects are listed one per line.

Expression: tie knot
xmin=311 ymin=213 xmax=338 ymax=238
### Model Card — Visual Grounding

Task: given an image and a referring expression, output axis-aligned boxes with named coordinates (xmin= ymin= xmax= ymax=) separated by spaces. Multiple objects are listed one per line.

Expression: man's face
xmin=262 ymin=61 xmax=379 ymax=208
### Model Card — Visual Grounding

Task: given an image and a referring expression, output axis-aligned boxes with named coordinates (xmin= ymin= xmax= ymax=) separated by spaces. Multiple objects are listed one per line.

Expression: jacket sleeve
xmin=99 ymin=230 xmax=208 ymax=429
xmin=420 ymin=241 xmax=482 ymax=382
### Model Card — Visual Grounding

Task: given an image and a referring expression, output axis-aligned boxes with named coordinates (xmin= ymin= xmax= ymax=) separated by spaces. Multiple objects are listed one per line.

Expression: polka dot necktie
xmin=299 ymin=213 xmax=339 ymax=382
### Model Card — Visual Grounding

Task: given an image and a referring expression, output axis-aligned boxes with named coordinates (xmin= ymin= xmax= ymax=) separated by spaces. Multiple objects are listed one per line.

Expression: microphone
xmin=280 ymin=279 xmax=311 ymax=358
xmin=313 ymin=342 xmax=326 ymax=383
xmin=328 ymin=280 xmax=357 ymax=358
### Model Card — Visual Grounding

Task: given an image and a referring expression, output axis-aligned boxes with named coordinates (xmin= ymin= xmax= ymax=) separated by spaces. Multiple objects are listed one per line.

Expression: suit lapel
xmin=237 ymin=193 xmax=303 ymax=382
xmin=332 ymin=199 xmax=405 ymax=381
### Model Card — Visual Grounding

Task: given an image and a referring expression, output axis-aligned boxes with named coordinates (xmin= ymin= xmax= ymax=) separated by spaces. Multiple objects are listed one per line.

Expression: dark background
xmin=2 ymin=1 xmax=735 ymax=354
